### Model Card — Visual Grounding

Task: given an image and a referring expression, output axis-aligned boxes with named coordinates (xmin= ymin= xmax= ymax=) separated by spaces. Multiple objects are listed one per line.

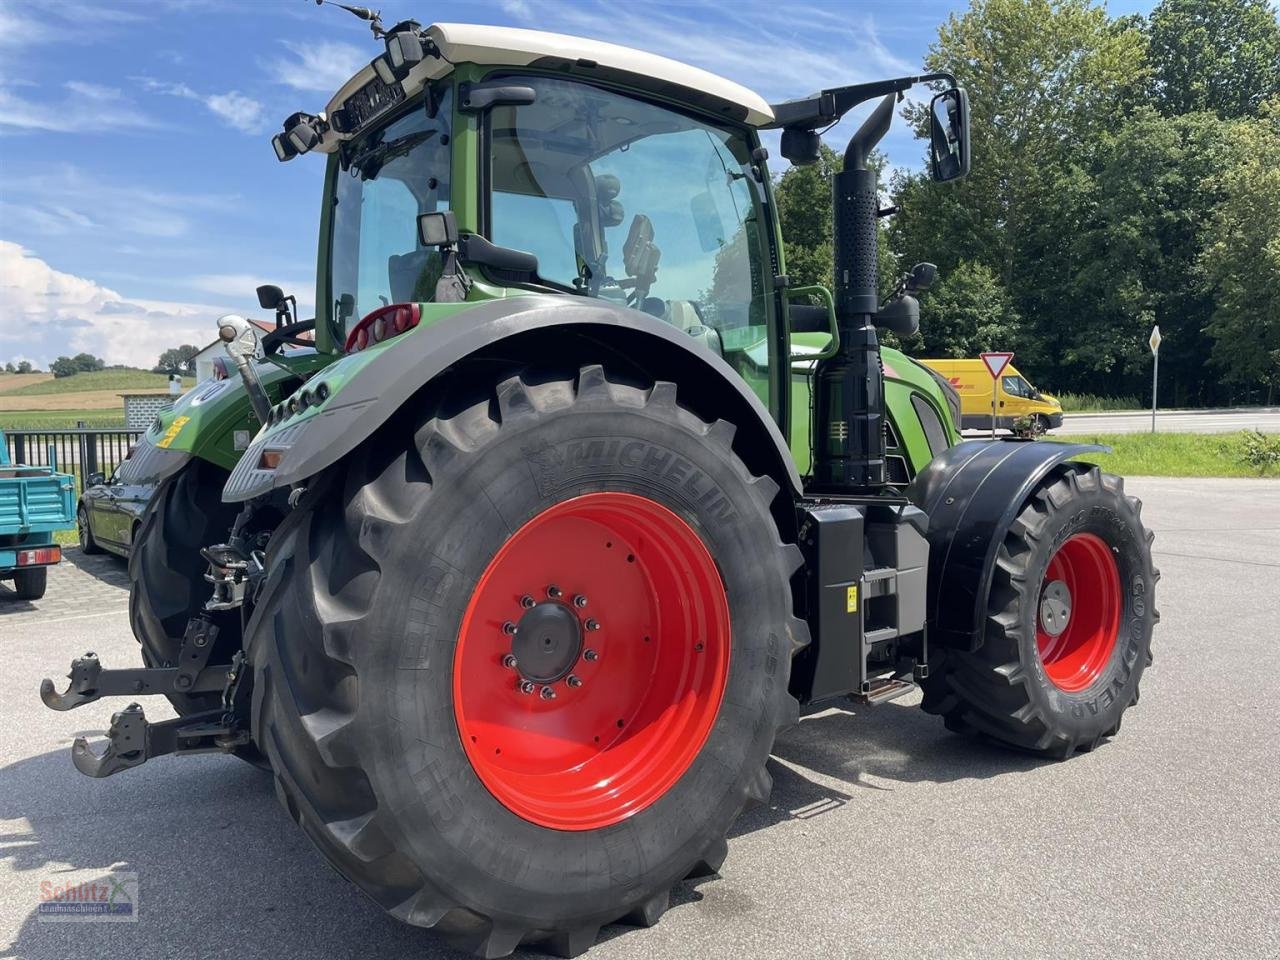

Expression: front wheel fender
xmin=907 ymin=439 xmax=1107 ymax=651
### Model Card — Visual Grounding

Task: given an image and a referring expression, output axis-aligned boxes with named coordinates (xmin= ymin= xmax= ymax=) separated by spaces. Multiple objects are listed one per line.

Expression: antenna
xmin=313 ymin=0 xmax=385 ymax=38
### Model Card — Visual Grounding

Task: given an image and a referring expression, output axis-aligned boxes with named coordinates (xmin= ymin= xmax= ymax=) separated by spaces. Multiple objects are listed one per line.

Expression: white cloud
xmin=0 ymin=81 xmax=159 ymax=132
xmin=500 ymin=0 xmax=533 ymax=17
xmin=0 ymin=241 xmax=228 ymax=368
xmin=136 ymin=77 xmax=265 ymax=133
xmin=0 ymin=164 xmax=238 ymax=240
xmin=265 ymin=40 xmax=367 ymax=94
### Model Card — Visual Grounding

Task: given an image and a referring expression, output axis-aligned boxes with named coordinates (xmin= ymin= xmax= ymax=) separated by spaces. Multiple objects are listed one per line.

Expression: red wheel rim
xmin=1035 ymin=532 xmax=1121 ymax=692
xmin=453 ymin=492 xmax=731 ymax=831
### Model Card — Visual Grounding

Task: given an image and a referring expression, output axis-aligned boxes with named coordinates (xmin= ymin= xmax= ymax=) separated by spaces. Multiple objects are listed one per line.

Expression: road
xmin=3 ymin=477 xmax=1279 ymax=960
xmin=1054 ymin=406 xmax=1280 ymax=435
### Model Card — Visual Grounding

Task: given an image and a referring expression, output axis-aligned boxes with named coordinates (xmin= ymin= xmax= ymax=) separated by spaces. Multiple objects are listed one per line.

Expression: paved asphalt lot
xmin=2 ymin=477 xmax=1277 ymax=960
xmin=1055 ymin=406 xmax=1280 ymax=435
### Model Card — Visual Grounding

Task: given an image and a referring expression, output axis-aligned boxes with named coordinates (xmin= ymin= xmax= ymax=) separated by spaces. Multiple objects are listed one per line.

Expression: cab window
xmin=330 ymin=85 xmax=453 ymax=338
xmin=486 ymin=75 xmax=776 ymax=415
xmin=1002 ymin=374 xmax=1030 ymax=398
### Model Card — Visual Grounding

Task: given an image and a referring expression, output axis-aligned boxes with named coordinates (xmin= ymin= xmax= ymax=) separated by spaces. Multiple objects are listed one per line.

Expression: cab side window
xmin=1002 ymin=375 xmax=1028 ymax=398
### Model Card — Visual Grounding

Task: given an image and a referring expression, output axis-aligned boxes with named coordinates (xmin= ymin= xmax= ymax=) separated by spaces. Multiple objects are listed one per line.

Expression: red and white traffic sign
xmin=980 ymin=351 xmax=1014 ymax=379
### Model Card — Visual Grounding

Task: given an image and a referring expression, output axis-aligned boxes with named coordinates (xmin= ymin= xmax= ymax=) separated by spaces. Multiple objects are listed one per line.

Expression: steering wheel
xmin=262 ymin=318 xmax=316 ymax=354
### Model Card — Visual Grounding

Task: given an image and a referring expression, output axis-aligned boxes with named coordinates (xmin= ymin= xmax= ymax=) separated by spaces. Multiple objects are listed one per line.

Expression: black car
xmin=78 ymin=467 xmax=153 ymax=559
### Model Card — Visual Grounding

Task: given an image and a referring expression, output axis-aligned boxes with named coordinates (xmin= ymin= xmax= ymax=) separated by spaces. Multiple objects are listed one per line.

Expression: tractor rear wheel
xmin=921 ymin=464 xmax=1157 ymax=757
xmin=128 ymin=457 xmax=242 ymax=715
xmin=247 ymin=365 xmax=806 ymax=957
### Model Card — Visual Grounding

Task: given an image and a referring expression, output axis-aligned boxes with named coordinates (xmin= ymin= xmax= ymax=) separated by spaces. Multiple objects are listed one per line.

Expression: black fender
xmin=907 ymin=438 xmax=1106 ymax=651
xmin=224 ymin=294 xmax=803 ymax=502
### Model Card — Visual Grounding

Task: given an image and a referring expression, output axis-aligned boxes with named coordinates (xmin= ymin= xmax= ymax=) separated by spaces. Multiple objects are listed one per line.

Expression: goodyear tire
xmin=128 ymin=457 xmax=241 ymax=715
xmin=246 ymin=365 xmax=807 ymax=957
xmin=921 ymin=464 xmax=1158 ymax=757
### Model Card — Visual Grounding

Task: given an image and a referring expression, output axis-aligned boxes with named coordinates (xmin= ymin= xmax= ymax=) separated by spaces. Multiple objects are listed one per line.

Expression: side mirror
xmin=87 ymin=472 xmax=105 ymax=488
xmin=929 ymin=88 xmax=970 ymax=183
xmin=906 ymin=262 xmax=938 ymax=293
xmin=418 ymin=210 xmax=460 ymax=248
xmin=256 ymin=284 xmax=285 ymax=310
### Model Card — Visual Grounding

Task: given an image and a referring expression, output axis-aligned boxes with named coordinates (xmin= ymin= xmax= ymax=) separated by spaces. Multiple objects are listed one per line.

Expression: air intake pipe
xmin=809 ymin=93 xmax=898 ymax=494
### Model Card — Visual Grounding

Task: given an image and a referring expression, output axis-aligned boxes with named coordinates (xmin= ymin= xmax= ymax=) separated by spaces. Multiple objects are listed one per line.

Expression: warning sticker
xmin=155 ymin=416 xmax=190 ymax=449
xmin=846 ymin=585 xmax=858 ymax=613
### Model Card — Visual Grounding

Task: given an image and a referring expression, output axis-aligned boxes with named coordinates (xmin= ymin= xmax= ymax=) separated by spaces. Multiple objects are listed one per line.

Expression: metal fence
xmin=3 ymin=428 xmax=144 ymax=492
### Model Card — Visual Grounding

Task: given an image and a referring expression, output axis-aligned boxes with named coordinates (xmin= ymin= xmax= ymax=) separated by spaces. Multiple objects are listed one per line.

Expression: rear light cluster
xmin=344 ymin=302 xmax=421 ymax=353
xmin=266 ymin=380 xmax=331 ymax=428
xmin=17 ymin=547 xmax=60 ymax=567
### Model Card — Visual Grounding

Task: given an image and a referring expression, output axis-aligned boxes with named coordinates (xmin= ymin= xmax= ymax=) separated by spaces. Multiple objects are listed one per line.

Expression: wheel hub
xmin=1039 ymin=579 xmax=1072 ymax=636
xmin=511 ymin=602 xmax=582 ymax=683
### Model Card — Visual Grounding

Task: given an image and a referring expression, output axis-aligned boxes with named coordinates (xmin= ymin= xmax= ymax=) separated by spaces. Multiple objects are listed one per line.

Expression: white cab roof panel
xmin=429 ymin=22 xmax=774 ymax=126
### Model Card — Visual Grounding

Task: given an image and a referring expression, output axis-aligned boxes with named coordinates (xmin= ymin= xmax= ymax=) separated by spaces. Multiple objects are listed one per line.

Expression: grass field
xmin=0 ymin=369 xmax=191 ymax=430
xmin=0 ymin=409 xmax=128 ymax=429
xmin=1049 ymin=432 xmax=1276 ymax=478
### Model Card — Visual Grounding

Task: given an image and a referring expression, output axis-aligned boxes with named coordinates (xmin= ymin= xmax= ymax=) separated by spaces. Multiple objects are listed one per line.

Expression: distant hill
xmin=2 ymin=369 xmax=193 ymax=397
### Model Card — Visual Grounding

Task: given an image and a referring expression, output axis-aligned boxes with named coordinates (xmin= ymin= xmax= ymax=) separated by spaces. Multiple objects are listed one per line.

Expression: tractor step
xmin=71 ymin=703 xmax=249 ymax=778
xmin=855 ymin=676 xmax=917 ymax=705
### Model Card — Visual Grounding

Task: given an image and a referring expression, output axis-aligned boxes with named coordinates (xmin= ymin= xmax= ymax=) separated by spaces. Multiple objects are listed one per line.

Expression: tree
xmin=3 ymin=362 xmax=13 ymax=373
xmin=772 ymin=144 xmax=896 ymax=300
xmin=1199 ymin=103 xmax=1280 ymax=402
xmin=16 ymin=360 xmax=33 ymax=374
xmin=1148 ymin=0 xmax=1280 ymax=119
xmin=49 ymin=353 xmax=104 ymax=378
xmin=155 ymin=344 xmax=201 ymax=376
xmin=900 ymin=260 xmax=1024 ymax=360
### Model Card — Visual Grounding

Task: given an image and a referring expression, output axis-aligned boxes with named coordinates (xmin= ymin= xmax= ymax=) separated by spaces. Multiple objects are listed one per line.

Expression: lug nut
xmin=583 ymin=649 xmax=599 ymax=662
xmin=502 ymin=621 xmax=517 ymax=635
xmin=546 ymin=584 xmax=562 ymax=599
xmin=518 ymin=680 xmax=536 ymax=695
xmin=520 ymin=595 xmax=536 ymax=609
xmin=540 ymin=685 xmax=556 ymax=700
xmin=502 ymin=654 xmax=518 ymax=669
xmin=585 ymin=618 xmax=600 ymax=632
xmin=567 ymin=675 xmax=583 ymax=688
xmin=573 ymin=594 xmax=588 ymax=608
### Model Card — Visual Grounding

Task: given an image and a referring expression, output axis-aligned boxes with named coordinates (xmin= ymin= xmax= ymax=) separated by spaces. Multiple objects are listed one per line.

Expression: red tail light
xmin=345 ymin=303 xmax=421 ymax=353
xmin=17 ymin=547 xmax=60 ymax=566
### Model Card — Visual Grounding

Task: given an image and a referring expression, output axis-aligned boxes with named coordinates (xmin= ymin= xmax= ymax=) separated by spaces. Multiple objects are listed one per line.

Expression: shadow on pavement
xmin=2 ymin=701 xmax=1041 ymax=960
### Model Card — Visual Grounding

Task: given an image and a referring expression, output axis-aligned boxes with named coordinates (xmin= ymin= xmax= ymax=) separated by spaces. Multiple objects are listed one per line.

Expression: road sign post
xmin=1149 ymin=326 xmax=1162 ymax=434
xmin=980 ymin=352 xmax=1015 ymax=438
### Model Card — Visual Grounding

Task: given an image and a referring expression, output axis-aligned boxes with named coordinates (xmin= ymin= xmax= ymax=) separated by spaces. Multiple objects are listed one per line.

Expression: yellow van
xmin=918 ymin=359 xmax=1063 ymax=435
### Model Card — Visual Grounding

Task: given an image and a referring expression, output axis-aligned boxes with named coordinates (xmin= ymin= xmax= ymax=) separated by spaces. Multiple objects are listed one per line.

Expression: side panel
xmin=789 ymin=345 xmax=959 ymax=480
xmin=116 ymin=354 xmax=332 ymax=487
xmin=224 ymin=295 xmax=802 ymax=502
xmin=906 ymin=439 xmax=1106 ymax=651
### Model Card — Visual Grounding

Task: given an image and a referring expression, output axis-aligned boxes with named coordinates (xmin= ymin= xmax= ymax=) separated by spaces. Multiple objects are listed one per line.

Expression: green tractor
xmin=41 ymin=15 xmax=1157 ymax=958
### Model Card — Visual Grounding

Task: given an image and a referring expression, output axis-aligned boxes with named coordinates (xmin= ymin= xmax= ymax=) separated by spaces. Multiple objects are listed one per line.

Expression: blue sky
xmin=0 ymin=0 xmax=1152 ymax=369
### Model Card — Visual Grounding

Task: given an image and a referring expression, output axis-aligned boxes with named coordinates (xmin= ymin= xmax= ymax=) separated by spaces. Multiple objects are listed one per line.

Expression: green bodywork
xmin=147 ymin=59 xmax=957 ymax=486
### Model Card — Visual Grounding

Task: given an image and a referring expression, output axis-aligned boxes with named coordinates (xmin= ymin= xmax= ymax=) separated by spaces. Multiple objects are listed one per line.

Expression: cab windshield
xmin=328 ymin=85 xmax=452 ymax=340
xmin=486 ymin=75 xmax=776 ymax=411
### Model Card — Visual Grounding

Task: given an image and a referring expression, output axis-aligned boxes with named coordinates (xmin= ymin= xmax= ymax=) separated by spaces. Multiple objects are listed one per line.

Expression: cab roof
xmin=318 ymin=21 xmax=774 ymax=150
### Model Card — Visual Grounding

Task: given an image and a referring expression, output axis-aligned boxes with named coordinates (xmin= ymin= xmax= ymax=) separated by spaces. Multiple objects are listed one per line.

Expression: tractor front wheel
xmin=921 ymin=463 xmax=1157 ymax=757
xmin=247 ymin=365 xmax=806 ymax=957
xmin=128 ymin=457 xmax=242 ymax=715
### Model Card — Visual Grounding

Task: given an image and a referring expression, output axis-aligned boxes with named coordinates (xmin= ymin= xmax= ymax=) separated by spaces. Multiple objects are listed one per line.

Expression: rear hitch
xmin=71 ymin=704 xmax=249 ymax=778
xmin=40 ymin=618 xmax=231 ymax=711
xmin=40 ymin=615 xmax=252 ymax=778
